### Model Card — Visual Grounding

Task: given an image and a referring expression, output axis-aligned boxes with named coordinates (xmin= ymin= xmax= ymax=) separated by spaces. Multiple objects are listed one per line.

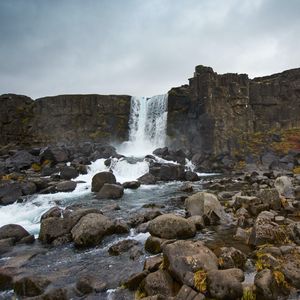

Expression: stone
xmin=185 ymin=192 xmax=228 ymax=223
xmin=0 ymin=238 xmax=14 ymax=254
xmin=60 ymin=166 xmax=79 ymax=180
xmin=0 ymin=267 xmax=14 ymax=290
xmin=163 ymin=240 xmax=218 ymax=286
xmin=274 ymin=176 xmax=294 ymax=198
xmin=184 ymin=171 xmax=199 ymax=182
xmin=21 ymin=181 xmax=37 ymax=195
xmin=218 ymin=247 xmax=247 ymax=270
xmin=233 ymin=195 xmax=260 ymax=210
xmin=179 ymin=183 xmax=194 ymax=192
xmin=71 ymin=213 xmax=114 ymax=247
xmin=187 ymin=215 xmax=205 ymax=230
xmin=175 ymin=285 xmax=205 ymax=300
xmin=40 ymin=146 xmax=69 ymax=164
xmin=159 ymin=164 xmax=185 ymax=181
xmin=138 ymin=173 xmax=157 ymax=184
xmin=96 ymin=183 xmax=124 ymax=199
xmin=5 ymin=150 xmax=38 ymax=170
xmin=207 ymin=268 xmax=244 ymax=300
xmin=14 ymin=275 xmax=50 ymax=297
xmin=281 ymin=254 xmax=300 ymax=288
xmin=0 ymin=224 xmax=31 ymax=243
xmin=143 ymin=255 xmax=163 ymax=272
xmin=143 ymin=270 xmax=177 ymax=297
xmin=113 ymin=219 xmax=130 ymax=234
xmin=148 ymin=214 xmax=196 ymax=239
xmin=0 ymin=181 xmax=22 ymax=205
xmin=91 ymin=171 xmax=116 ymax=192
xmin=258 ymin=188 xmax=282 ymax=210
xmin=122 ymin=181 xmax=141 ymax=189
xmin=56 ymin=180 xmax=77 ymax=192
xmin=76 ymin=275 xmax=106 ymax=295
xmin=108 ymin=239 xmax=140 ymax=256
xmin=123 ymin=270 xmax=149 ymax=290
xmin=153 ymin=147 xmax=169 ymax=157
xmin=145 ymin=236 xmax=174 ymax=254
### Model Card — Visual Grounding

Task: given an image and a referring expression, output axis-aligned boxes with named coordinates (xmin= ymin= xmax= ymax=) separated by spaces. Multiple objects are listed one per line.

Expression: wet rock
xmin=145 ymin=236 xmax=174 ymax=254
xmin=109 ymin=239 xmax=140 ymax=256
xmin=148 ymin=214 xmax=196 ymax=239
xmin=233 ymin=195 xmax=260 ymax=210
xmin=163 ymin=240 xmax=218 ymax=286
xmin=144 ymin=255 xmax=163 ymax=272
xmin=14 ymin=275 xmax=50 ymax=297
xmin=91 ymin=171 xmax=116 ymax=192
xmin=123 ymin=270 xmax=149 ymax=290
xmin=60 ymin=166 xmax=79 ymax=180
xmin=0 ymin=181 xmax=22 ymax=205
xmin=129 ymin=245 xmax=143 ymax=260
xmin=234 ymin=227 xmax=251 ymax=243
xmin=249 ymin=211 xmax=288 ymax=246
xmin=122 ymin=181 xmax=141 ymax=189
xmin=96 ymin=183 xmax=124 ymax=199
xmin=282 ymin=254 xmax=300 ymax=288
xmin=218 ymin=247 xmax=247 ymax=270
xmin=128 ymin=209 xmax=162 ymax=227
xmin=153 ymin=147 xmax=169 ymax=157
xmin=56 ymin=180 xmax=77 ymax=192
xmin=207 ymin=268 xmax=244 ymax=300
xmin=0 ymin=267 xmax=14 ymax=290
xmin=175 ymin=285 xmax=205 ymax=300
xmin=0 ymin=238 xmax=14 ymax=254
xmin=185 ymin=192 xmax=228 ymax=223
xmin=71 ymin=213 xmax=114 ymax=247
xmin=113 ymin=219 xmax=130 ymax=234
xmin=40 ymin=206 xmax=62 ymax=220
xmin=0 ymin=224 xmax=31 ymax=243
xmin=179 ymin=183 xmax=194 ymax=192
xmin=254 ymin=269 xmax=282 ymax=300
xmin=138 ymin=173 xmax=157 ymax=184
xmin=76 ymin=275 xmax=107 ymax=295
xmin=143 ymin=270 xmax=178 ymax=297
xmin=41 ymin=287 xmax=69 ymax=300
xmin=184 ymin=171 xmax=199 ymax=182
xmin=159 ymin=164 xmax=185 ymax=181
xmin=274 ymin=176 xmax=294 ymax=198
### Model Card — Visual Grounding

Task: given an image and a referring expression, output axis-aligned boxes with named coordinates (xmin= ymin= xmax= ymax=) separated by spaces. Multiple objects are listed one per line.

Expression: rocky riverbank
xmin=0 ymin=143 xmax=299 ymax=299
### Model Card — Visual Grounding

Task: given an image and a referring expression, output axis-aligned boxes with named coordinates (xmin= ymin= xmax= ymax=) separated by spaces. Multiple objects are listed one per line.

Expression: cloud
xmin=0 ymin=0 xmax=299 ymax=98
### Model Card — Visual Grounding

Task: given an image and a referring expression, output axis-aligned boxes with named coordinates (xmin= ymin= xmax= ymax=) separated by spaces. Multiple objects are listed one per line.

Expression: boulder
xmin=218 ymin=247 xmax=247 ymax=270
xmin=0 ymin=267 xmax=14 ymax=290
xmin=123 ymin=270 xmax=149 ymax=290
xmin=159 ymin=164 xmax=185 ymax=181
xmin=175 ymin=285 xmax=205 ymax=300
xmin=184 ymin=171 xmax=199 ymax=182
xmin=56 ymin=180 xmax=77 ymax=192
xmin=153 ymin=147 xmax=169 ymax=157
xmin=40 ymin=146 xmax=69 ymax=164
xmin=0 ymin=181 xmax=22 ymax=205
xmin=0 ymin=238 xmax=14 ymax=254
xmin=138 ymin=173 xmax=157 ymax=184
xmin=185 ymin=192 xmax=228 ymax=223
xmin=163 ymin=240 xmax=218 ymax=287
xmin=143 ymin=270 xmax=178 ymax=297
xmin=14 ymin=275 xmax=50 ymax=297
xmin=274 ymin=176 xmax=294 ymax=198
xmin=143 ymin=255 xmax=163 ymax=273
xmin=71 ymin=213 xmax=114 ymax=247
xmin=5 ymin=150 xmax=38 ymax=170
xmin=258 ymin=188 xmax=281 ymax=210
xmin=76 ymin=275 xmax=107 ymax=295
xmin=145 ymin=236 xmax=174 ymax=254
xmin=91 ymin=171 xmax=116 ymax=192
xmin=206 ymin=268 xmax=244 ymax=300
xmin=0 ymin=224 xmax=31 ymax=243
xmin=96 ymin=183 xmax=124 ymax=199
xmin=108 ymin=239 xmax=140 ymax=256
xmin=148 ymin=214 xmax=196 ymax=239
xmin=60 ymin=166 xmax=79 ymax=180
xmin=21 ymin=181 xmax=37 ymax=195
xmin=122 ymin=181 xmax=141 ymax=189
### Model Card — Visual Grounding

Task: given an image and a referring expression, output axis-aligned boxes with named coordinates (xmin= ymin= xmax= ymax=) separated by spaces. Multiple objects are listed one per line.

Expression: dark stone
xmin=14 ymin=276 xmax=50 ymax=297
xmin=5 ymin=150 xmax=38 ymax=170
xmin=0 ymin=224 xmax=30 ymax=243
xmin=0 ymin=181 xmax=22 ymax=205
xmin=91 ymin=171 xmax=116 ymax=192
xmin=185 ymin=171 xmax=199 ymax=181
xmin=123 ymin=270 xmax=149 ymax=290
xmin=0 ymin=267 xmax=14 ymax=290
xmin=175 ymin=285 xmax=205 ymax=300
xmin=60 ymin=166 xmax=79 ymax=180
xmin=96 ymin=183 xmax=124 ymax=199
xmin=108 ymin=239 xmax=140 ymax=256
xmin=138 ymin=173 xmax=157 ymax=184
xmin=76 ymin=275 xmax=107 ymax=295
xmin=56 ymin=180 xmax=77 ymax=192
xmin=122 ymin=181 xmax=141 ymax=189
xmin=21 ymin=181 xmax=37 ymax=195
xmin=40 ymin=146 xmax=69 ymax=164
xmin=153 ymin=147 xmax=169 ymax=157
xmin=159 ymin=164 xmax=185 ymax=181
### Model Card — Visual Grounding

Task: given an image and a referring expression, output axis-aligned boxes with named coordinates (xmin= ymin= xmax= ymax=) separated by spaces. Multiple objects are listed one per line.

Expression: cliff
xmin=0 ymin=94 xmax=131 ymax=147
xmin=167 ymin=66 xmax=300 ymax=168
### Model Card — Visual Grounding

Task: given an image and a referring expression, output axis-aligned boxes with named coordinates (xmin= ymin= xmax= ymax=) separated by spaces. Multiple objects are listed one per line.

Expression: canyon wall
xmin=0 ymin=94 xmax=131 ymax=147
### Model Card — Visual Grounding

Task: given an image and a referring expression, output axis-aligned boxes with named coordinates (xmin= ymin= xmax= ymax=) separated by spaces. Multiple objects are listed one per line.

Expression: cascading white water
xmin=118 ymin=94 xmax=168 ymax=157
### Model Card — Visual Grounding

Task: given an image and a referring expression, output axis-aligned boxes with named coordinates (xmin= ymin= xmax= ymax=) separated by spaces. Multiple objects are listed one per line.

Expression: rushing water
xmin=117 ymin=94 xmax=168 ymax=157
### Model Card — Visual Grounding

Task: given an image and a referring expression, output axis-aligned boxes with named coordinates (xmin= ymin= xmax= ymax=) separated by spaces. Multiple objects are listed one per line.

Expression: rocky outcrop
xmin=0 ymin=93 xmax=131 ymax=147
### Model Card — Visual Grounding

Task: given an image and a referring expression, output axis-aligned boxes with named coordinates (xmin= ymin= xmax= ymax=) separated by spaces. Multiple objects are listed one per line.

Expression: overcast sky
xmin=0 ymin=0 xmax=299 ymax=99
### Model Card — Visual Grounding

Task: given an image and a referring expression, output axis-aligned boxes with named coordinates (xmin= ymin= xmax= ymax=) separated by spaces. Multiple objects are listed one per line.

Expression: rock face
xmin=0 ymin=94 xmax=131 ymax=146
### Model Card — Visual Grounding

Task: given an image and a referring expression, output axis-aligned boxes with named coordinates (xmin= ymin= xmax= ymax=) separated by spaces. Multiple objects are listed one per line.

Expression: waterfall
xmin=118 ymin=94 xmax=168 ymax=157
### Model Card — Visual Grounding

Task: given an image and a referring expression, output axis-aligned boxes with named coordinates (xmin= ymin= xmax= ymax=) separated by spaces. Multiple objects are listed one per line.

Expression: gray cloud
xmin=0 ymin=0 xmax=299 ymax=98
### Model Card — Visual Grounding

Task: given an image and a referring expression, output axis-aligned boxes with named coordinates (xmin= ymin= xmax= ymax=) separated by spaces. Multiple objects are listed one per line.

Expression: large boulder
xmin=0 ymin=224 xmax=31 ymax=243
xmin=148 ymin=214 xmax=196 ymax=239
xmin=5 ymin=150 xmax=38 ymax=170
xmin=14 ymin=275 xmax=50 ymax=297
xmin=71 ymin=213 xmax=114 ymax=247
xmin=274 ymin=176 xmax=294 ymax=198
xmin=258 ymin=188 xmax=281 ymax=210
xmin=40 ymin=146 xmax=69 ymax=164
xmin=159 ymin=164 xmax=185 ymax=181
xmin=60 ymin=166 xmax=79 ymax=180
xmin=56 ymin=181 xmax=77 ymax=192
xmin=206 ymin=268 xmax=244 ymax=300
xmin=163 ymin=240 xmax=218 ymax=287
xmin=185 ymin=192 xmax=228 ymax=223
xmin=138 ymin=173 xmax=157 ymax=185
xmin=91 ymin=171 xmax=116 ymax=192
xmin=0 ymin=181 xmax=22 ymax=205
xmin=96 ymin=183 xmax=124 ymax=199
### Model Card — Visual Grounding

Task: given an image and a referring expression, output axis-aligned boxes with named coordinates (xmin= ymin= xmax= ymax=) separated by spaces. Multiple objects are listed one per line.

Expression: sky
xmin=0 ymin=0 xmax=299 ymax=99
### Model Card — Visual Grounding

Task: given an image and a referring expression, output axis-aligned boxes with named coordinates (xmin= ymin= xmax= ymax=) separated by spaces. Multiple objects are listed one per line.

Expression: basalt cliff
xmin=1 ymin=65 xmax=300 ymax=170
